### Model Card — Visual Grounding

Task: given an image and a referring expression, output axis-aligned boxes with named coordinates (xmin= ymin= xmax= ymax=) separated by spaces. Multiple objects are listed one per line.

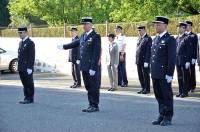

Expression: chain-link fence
xmin=0 ymin=15 xmax=199 ymax=37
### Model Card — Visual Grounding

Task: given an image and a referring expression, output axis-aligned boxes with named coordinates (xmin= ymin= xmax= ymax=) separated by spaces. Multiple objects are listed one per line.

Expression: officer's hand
xmin=144 ymin=62 xmax=148 ymax=68
xmin=89 ymin=69 xmax=96 ymax=76
xmin=57 ymin=44 xmax=63 ymax=50
xmin=192 ymin=59 xmax=196 ymax=65
xmin=165 ymin=75 xmax=173 ymax=83
xmin=114 ymin=64 xmax=118 ymax=68
xmin=27 ymin=69 xmax=32 ymax=75
xmin=76 ymin=60 xmax=80 ymax=64
xmin=185 ymin=62 xmax=190 ymax=69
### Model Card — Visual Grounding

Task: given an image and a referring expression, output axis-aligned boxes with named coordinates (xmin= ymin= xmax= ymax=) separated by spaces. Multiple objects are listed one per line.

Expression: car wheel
xmin=9 ymin=59 xmax=18 ymax=73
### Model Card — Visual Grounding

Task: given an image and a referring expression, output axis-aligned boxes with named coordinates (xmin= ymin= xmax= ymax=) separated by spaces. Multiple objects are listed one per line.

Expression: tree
xmin=0 ymin=0 xmax=11 ymax=27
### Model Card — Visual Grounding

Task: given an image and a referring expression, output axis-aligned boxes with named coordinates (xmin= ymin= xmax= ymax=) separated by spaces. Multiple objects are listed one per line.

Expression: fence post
xmin=105 ymin=20 xmax=109 ymax=36
xmin=29 ymin=24 xmax=33 ymax=37
xmin=64 ymin=23 xmax=67 ymax=38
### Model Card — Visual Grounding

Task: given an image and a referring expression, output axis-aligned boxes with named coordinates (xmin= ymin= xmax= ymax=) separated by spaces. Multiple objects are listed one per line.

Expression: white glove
xmin=165 ymin=75 xmax=173 ymax=83
xmin=76 ymin=60 xmax=80 ymax=64
xmin=27 ymin=69 xmax=32 ymax=75
xmin=114 ymin=64 xmax=118 ymax=68
xmin=185 ymin=62 xmax=190 ymax=69
xmin=89 ymin=69 xmax=96 ymax=76
xmin=192 ymin=59 xmax=196 ymax=65
xmin=144 ymin=62 xmax=148 ymax=68
xmin=57 ymin=45 xmax=63 ymax=50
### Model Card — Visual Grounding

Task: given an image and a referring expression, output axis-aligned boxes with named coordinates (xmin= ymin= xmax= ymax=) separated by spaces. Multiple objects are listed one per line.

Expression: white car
xmin=0 ymin=48 xmax=18 ymax=73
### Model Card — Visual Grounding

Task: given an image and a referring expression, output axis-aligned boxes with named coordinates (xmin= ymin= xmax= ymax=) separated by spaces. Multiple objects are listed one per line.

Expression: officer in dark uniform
xmin=136 ymin=26 xmax=152 ymax=94
xmin=57 ymin=17 xmax=101 ymax=113
xmin=185 ymin=21 xmax=199 ymax=92
xmin=18 ymin=27 xmax=35 ymax=104
xmin=151 ymin=16 xmax=176 ymax=126
xmin=176 ymin=22 xmax=192 ymax=98
xmin=68 ymin=26 xmax=81 ymax=88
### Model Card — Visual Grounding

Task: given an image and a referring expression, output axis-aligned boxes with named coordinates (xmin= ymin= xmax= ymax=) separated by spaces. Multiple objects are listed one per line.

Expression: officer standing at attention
xmin=135 ymin=26 xmax=152 ymax=94
xmin=57 ymin=17 xmax=101 ymax=113
xmin=151 ymin=16 xmax=176 ymax=126
xmin=18 ymin=27 xmax=35 ymax=104
xmin=175 ymin=22 xmax=192 ymax=98
xmin=68 ymin=26 xmax=81 ymax=88
xmin=115 ymin=25 xmax=128 ymax=87
xmin=185 ymin=21 xmax=199 ymax=93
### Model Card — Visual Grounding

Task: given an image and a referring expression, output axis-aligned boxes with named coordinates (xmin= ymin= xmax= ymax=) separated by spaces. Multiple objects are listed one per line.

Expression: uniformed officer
xmin=151 ymin=16 xmax=176 ymax=126
xmin=68 ymin=26 xmax=81 ymax=88
xmin=176 ymin=22 xmax=192 ymax=98
xmin=115 ymin=25 xmax=128 ymax=87
xmin=57 ymin=17 xmax=101 ymax=113
xmin=18 ymin=27 xmax=35 ymax=104
xmin=185 ymin=21 xmax=199 ymax=92
xmin=136 ymin=26 xmax=152 ymax=94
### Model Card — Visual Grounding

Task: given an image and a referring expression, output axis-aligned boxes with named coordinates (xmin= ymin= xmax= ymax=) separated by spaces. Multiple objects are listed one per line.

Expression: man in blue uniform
xmin=176 ymin=22 xmax=192 ymax=98
xmin=68 ymin=26 xmax=81 ymax=88
xmin=18 ymin=27 xmax=35 ymax=104
xmin=135 ymin=26 xmax=152 ymax=94
xmin=58 ymin=17 xmax=101 ymax=113
xmin=185 ymin=21 xmax=199 ymax=92
xmin=151 ymin=16 xmax=176 ymax=126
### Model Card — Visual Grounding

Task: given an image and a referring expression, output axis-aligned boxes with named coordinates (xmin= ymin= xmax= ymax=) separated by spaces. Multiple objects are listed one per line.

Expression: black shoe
xmin=72 ymin=84 xmax=81 ymax=88
xmin=137 ymin=90 xmax=143 ymax=94
xmin=110 ymin=88 xmax=117 ymax=91
xmin=180 ymin=94 xmax=188 ymax=98
xmin=152 ymin=116 xmax=163 ymax=125
xmin=191 ymin=89 xmax=195 ymax=93
xmin=121 ymin=84 xmax=128 ymax=87
xmin=160 ymin=118 xmax=172 ymax=126
xmin=82 ymin=106 xmax=99 ymax=113
xmin=176 ymin=94 xmax=181 ymax=97
xmin=19 ymin=100 xmax=34 ymax=104
xmin=142 ymin=90 xmax=150 ymax=94
xmin=70 ymin=84 xmax=76 ymax=88
xmin=108 ymin=88 xmax=112 ymax=91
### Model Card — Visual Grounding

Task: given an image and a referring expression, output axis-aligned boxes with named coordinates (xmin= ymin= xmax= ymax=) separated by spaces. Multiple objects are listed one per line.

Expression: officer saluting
xmin=18 ymin=27 xmax=35 ymax=104
xmin=136 ymin=26 xmax=152 ymax=94
xmin=58 ymin=17 xmax=101 ymax=113
xmin=68 ymin=26 xmax=81 ymax=88
xmin=151 ymin=16 xmax=176 ymax=126
xmin=185 ymin=21 xmax=199 ymax=92
xmin=176 ymin=22 xmax=192 ymax=98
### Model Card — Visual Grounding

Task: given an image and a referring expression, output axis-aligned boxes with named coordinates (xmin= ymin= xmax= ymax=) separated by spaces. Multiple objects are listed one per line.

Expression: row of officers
xmin=17 ymin=16 xmax=199 ymax=126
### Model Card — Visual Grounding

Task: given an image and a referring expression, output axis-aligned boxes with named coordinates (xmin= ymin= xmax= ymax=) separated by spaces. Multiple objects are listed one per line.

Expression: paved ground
xmin=0 ymin=73 xmax=200 ymax=132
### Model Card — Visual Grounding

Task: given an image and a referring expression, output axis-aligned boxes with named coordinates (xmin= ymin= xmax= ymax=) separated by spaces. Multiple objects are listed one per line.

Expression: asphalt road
xmin=0 ymin=73 xmax=200 ymax=132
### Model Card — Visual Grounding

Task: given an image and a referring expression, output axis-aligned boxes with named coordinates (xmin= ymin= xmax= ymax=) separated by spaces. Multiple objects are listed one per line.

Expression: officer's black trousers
xmin=82 ymin=69 xmax=100 ymax=108
xmin=189 ymin=64 xmax=196 ymax=91
xmin=176 ymin=66 xmax=190 ymax=95
xmin=71 ymin=63 xmax=81 ymax=85
xmin=152 ymin=79 xmax=173 ymax=120
xmin=19 ymin=71 xmax=34 ymax=101
xmin=137 ymin=65 xmax=150 ymax=92
xmin=118 ymin=53 xmax=128 ymax=85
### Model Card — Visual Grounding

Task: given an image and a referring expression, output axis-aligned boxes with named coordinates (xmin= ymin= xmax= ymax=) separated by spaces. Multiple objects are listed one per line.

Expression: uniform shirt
xmin=115 ymin=33 xmax=126 ymax=53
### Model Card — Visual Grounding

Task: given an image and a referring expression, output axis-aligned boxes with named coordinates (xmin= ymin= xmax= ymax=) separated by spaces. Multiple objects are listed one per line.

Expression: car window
xmin=0 ymin=48 xmax=6 ymax=54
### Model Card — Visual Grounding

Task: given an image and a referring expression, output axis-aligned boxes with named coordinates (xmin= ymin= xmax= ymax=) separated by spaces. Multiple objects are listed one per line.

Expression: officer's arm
xmin=193 ymin=34 xmax=199 ymax=59
xmin=90 ymin=34 xmax=101 ymax=71
xmin=63 ymin=39 xmax=80 ymax=50
xmin=115 ymin=45 xmax=119 ymax=65
xmin=145 ymin=37 xmax=152 ymax=63
xmin=185 ymin=37 xmax=192 ymax=62
xmin=27 ymin=41 xmax=35 ymax=69
xmin=167 ymin=37 xmax=176 ymax=76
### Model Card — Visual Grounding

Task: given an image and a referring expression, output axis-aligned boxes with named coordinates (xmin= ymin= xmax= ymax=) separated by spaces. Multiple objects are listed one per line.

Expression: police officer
xmin=115 ymin=25 xmax=128 ymax=87
xmin=58 ymin=17 xmax=101 ymax=113
xmin=136 ymin=26 xmax=152 ymax=94
xmin=68 ymin=26 xmax=81 ymax=88
xmin=185 ymin=21 xmax=199 ymax=92
xmin=176 ymin=22 xmax=192 ymax=98
xmin=151 ymin=16 xmax=176 ymax=126
xmin=18 ymin=27 xmax=35 ymax=104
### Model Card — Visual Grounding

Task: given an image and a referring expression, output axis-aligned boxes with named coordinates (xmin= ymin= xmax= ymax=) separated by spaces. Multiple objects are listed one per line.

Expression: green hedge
xmin=1 ymin=15 xmax=199 ymax=37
